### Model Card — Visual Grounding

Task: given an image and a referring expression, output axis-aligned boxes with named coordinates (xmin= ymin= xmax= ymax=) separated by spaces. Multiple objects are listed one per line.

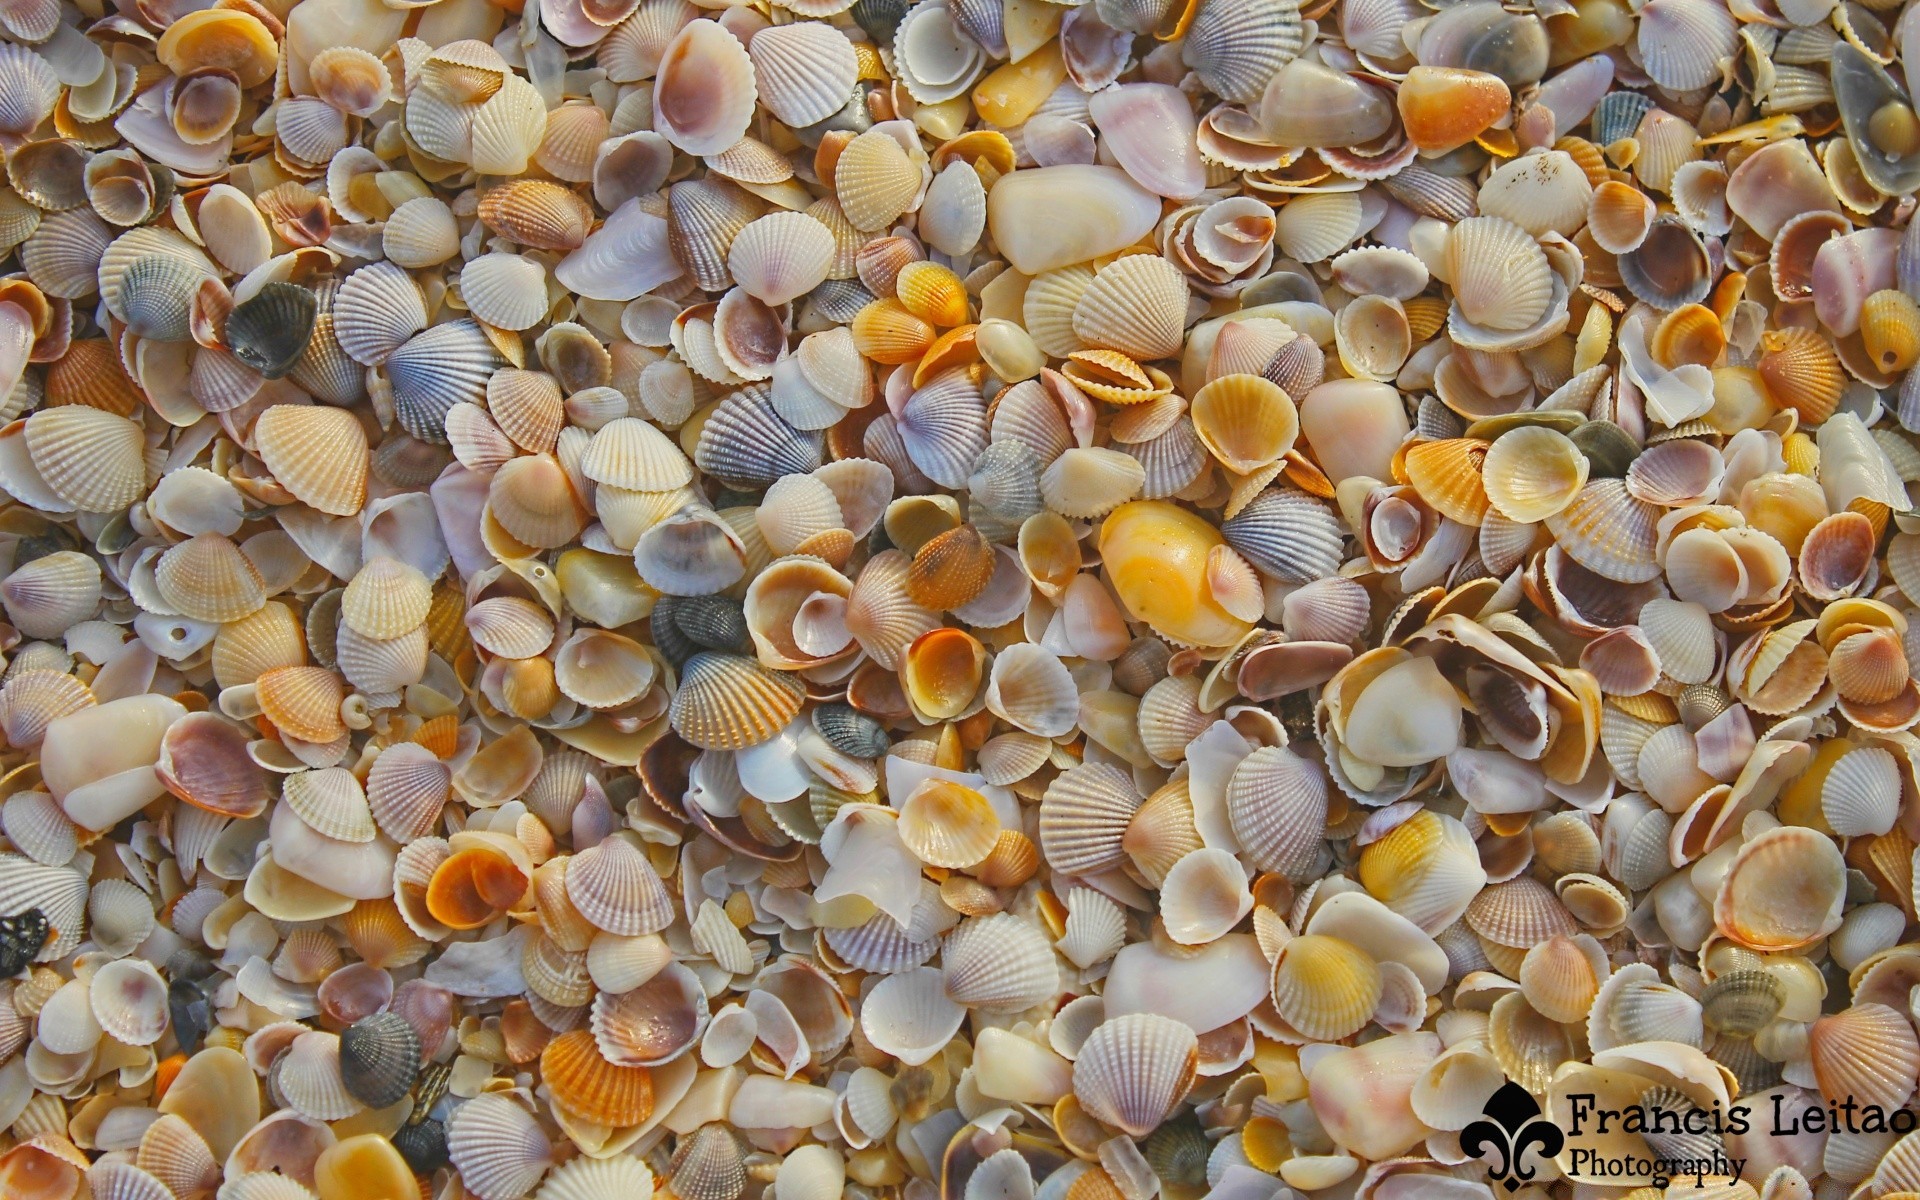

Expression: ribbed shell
xmin=1183 ymin=0 xmax=1306 ymax=104
xmin=1220 ymin=488 xmax=1345 ymax=583
xmin=565 ymin=836 xmax=675 ymax=935
xmin=1072 ymin=1014 xmax=1199 ymax=1138
xmin=1225 ymin=746 xmax=1328 ymax=879
xmin=387 ymin=320 xmax=504 ymax=444
xmin=941 ymin=914 xmax=1058 ymax=1011
xmin=1039 ymin=761 xmax=1143 ymax=875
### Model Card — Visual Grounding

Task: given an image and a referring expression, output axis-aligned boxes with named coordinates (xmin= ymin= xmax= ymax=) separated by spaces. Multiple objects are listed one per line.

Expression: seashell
xmin=697 ymin=386 xmax=824 ymax=486
xmin=730 ymin=212 xmax=836 ymax=308
xmin=460 ymin=254 xmax=549 ymax=332
xmin=366 ymin=742 xmax=449 ymax=844
xmin=1446 ymin=217 xmax=1553 ymax=335
xmin=1220 ymin=487 xmax=1345 ymax=585
xmin=987 ymin=166 xmax=1163 ymax=276
xmin=284 ymin=767 xmax=375 ymax=843
xmin=1 ymin=552 xmax=101 ymax=640
xmin=861 ymin=965 xmax=964 ymax=1065
xmin=1482 ymin=426 xmax=1588 ymax=522
xmin=1808 ymin=1003 xmax=1920 ymax=1110
xmin=478 ymin=181 xmax=593 ymax=252
xmin=984 ymin=643 xmax=1078 ymax=738
xmin=1226 ymin=745 xmax=1328 ymax=879
xmin=383 ymin=198 xmax=461 ymax=270
xmin=942 ymin=912 xmax=1056 ymax=1010
xmin=836 ymin=129 xmax=926 ymax=233
xmin=1040 ymin=761 xmax=1142 ymax=875
xmin=1759 ymin=327 xmax=1845 ymax=424
xmin=1543 ymin=479 xmax=1662 ymax=584
xmin=1617 ymin=216 xmax=1712 ymax=311
xmin=388 ymin=320 xmax=505 ymax=444
xmin=1183 ymin=0 xmax=1306 ymax=105
xmin=254 ymin=404 xmax=368 ymax=517
xmin=338 ymin=1011 xmax=420 ymax=1109
xmin=542 ymin=1028 xmax=655 ymax=1126
xmin=1071 ymin=254 xmax=1189 ymax=363
xmin=893 ymin=1 xmax=987 ymax=104
xmin=1712 ymin=825 xmax=1845 ymax=951
xmin=1160 ymin=847 xmax=1253 ymax=945
xmin=225 ymin=284 xmax=317 ymax=380
xmin=671 ymin=652 xmax=805 ymax=751
xmin=1257 ymin=58 xmax=1394 ymax=148
xmin=23 ymin=406 xmax=144 ymax=513
xmin=333 ymin=262 xmax=427 ymax=369
xmin=445 ymin=1094 xmax=554 ymax=1200
xmin=750 ymin=22 xmax=858 ymax=129
xmin=593 ymin=959 xmax=709 ymax=1065
xmin=1072 ymin=1013 xmax=1198 ymax=1137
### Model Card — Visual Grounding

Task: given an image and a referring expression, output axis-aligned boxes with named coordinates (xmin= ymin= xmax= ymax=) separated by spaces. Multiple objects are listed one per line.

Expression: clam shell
xmin=1160 ymin=847 xmax=1253 ymax=945
xmin=255 ymin=404 xmax=369 ymax=517
xmin=23 ymin=406 xmax=144 ymax=513
xmin=860 ymin=965 xmax=965 ymax=1065
xmin=542 ymin=1027 xmax=655 ymax=1126
xmin=445 ymin=1094 xmax=554 ymax=1200
xmin=749 ymin=22 xmax=858 ymax=129
xmin=1072 ymin=254 xmax=1189 ymax=362
xmin=1225 ymin=745 xmax=1328 ymax=880
xmin=942 ymin=913 xmax=1057 ymax=1011
xmin=387 ymin=320 xmax=505 ymax=444
xmin=338 ymin=1011 xmax=421 ymax=1109
xmin=654 ymin=20 xmax=756 ymax=156
xmin=1072 ymin=1013 xmax=1198 ymax=1138
xmin=1183 ymin=0 xmax=1306 ymax=104
xmin=1039 ymin=761 xmax=1141 ymax=875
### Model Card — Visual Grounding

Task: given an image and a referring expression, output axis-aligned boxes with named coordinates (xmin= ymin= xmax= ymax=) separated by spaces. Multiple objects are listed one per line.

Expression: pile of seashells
xmin=15 ymin=0 xmax=1920 ymax=1195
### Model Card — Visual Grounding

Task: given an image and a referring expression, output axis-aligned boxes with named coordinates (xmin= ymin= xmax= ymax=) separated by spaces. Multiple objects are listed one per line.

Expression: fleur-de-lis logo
xmin=1461 ymin=1082 xmax=1566 ymax=1192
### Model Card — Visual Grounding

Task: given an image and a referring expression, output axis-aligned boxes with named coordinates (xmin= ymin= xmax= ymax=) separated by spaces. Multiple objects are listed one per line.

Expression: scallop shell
xmin=387 ymin=320 xmax=505 ymax=444
xmin=1160 ymin=847 xmax=1254 ymax=945
xmin=750 ymin=22 xmax=859 ymax=129
xmin=1183 ymin=0 xmax=1306 ymax=105
xmin=460 ymin=253 xmax=550 ymax=332
xmin=1226 ymin=745 xmax=1328 ymax=880
xmin=1446 ymin=217 xmax=1553 ymax=335
xmin=1039 ymin=761 xmax=1142 ymax=875
xmin=23 ymin=406 xmax=144 ymax=513
xmin=836 ymin=130 xmax=925 ymax=233
xmin=446 ymin=1094 xmax=554 ymax=1200
xmin=1073 ymin=255 xmax=1190 ymax=362
xmin=1072 ymin=1014 xmax=1198 ymax=1138
xmin=254 ymin=404 xmax=368 ymax=517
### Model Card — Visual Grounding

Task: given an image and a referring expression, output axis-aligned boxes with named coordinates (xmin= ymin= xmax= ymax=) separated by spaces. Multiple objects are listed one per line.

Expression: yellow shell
xmin=1759 ymin=327 xmax=1845 ymax=424
xmin=1401 ymin=438 xmax=1492 ymax=526
xmin=1189 ymin=374 xmax=1299 ymax=475
xmin=1861 ymin=288 xmax=1920 ymax=374
xmin=1269 ymin=934 xmax=1381 ymax=1041
xmin=541 ymin=1028 xmax=655 ymax=1127
xmin=1099 ymin=501 xmax=1255 ymax=649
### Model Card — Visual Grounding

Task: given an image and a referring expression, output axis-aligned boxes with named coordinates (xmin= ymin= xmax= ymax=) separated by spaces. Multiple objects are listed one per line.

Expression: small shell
xmin=1190 ymin=374 xmax=1298 ymax=476
xmin=542 ymin=1028 xmax=655 ymax=1127
xmin=1159 ymin=847 xmax=1253 ymax=945
xmin=254 ymin=404 xmax=369 ymax=517
xmin=338 ymin=1011 xmax=421 ymax=1109
xmin=460 ymin=253 xmax=550 ymax=331
xmin=1482 ymin=426 xmax=1588 ymax=522
xmin=749 ymin=21 xmax=859 ymax=129
xmin=1072 ymin=1014 xmax=1198 ymax=1138
xmin=1269 ymin=933 xmax=1381 ymax=1041
xmin=1073 ymin=255 xmax=1189 ymax=362
xmin=836 ymin=130 xmax=925 ymax=233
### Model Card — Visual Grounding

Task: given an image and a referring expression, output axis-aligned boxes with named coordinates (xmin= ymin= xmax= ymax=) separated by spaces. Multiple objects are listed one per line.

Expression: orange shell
xmin=540 ymin=1028 xmax=655 ymax=1127
xmin=424 ymin=846 xmax=529 ymax=930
